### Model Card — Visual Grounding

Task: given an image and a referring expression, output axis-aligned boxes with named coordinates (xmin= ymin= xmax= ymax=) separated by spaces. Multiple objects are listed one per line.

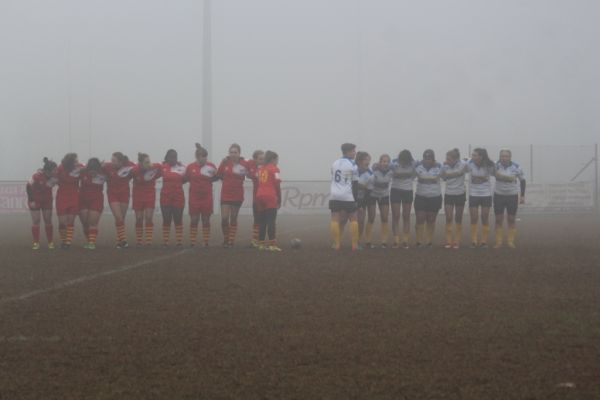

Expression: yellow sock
xmin=394 ymin=235 xmax=401 ymax=246
xmin=365 ymin=222 xmax=373 ymax=244
xmin=350 ymin=221 xmax=359 ymax=249
xmin=481 ymin=224 xmax=490 ymax=244
xmin=330 ymin=221 xmax=341 ymax=249
xmin=381 ymin=222 xmax=389 ymax=245
xmin=426 ymin=222 xmax=435 ymax=244
xmin=403 ymin=232 xmax=410 ymax=245
xmin=508 ymin=226 xmax=517 ymax=246
xmin=470 ymin=224 xmax=478 ymax=245
xmin=445 ymin=222 xmax=453 ymax=244
xmin=416 ymin=224 xmax=425 ymax=244
xmin=454 ymin=224 xmax=462 ymax=245
xmin=495 ymin=226 xmax=503 ymax=247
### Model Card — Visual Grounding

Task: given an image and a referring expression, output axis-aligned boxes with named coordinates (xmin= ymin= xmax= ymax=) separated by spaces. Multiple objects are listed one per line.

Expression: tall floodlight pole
xmin=202 ymin=0 xmax=213 ymax=157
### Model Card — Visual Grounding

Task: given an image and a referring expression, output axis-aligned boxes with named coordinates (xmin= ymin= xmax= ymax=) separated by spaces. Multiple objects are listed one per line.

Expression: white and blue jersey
xmin=330 ymin=157 xmax=359 ymax=202
xmin=415 ymin=161 xmax=442 ymax=197
xmin=467 ymin=160 xmax=496 ymax=197
xmin=391 ymin=160 xmax=417 ymax=191
xmin=494 ymin=162 xmax=525 ymax=196
xmin=441 ymin=160 xmax=467 ymax=195
xmin=370 ymin=168 xmax=393 ymax=198
xmin=356 ymin=168 xmax=373 ymax=202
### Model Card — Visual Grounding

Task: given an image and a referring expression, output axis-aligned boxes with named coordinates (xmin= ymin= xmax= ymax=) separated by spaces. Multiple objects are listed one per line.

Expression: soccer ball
xmin=290 ymin=238 xmax=302 ymax=249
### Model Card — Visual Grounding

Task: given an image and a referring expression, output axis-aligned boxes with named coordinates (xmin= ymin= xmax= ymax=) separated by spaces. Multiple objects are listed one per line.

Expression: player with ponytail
xmin=102 ymin=152 xmax=135 ymax=248
xmin=390 ymin=150 xmax=416 ymax=249
xmin=56 ymin=153 xmax=84 ymax=248
xmin=494 ymin=149 xmax=526 ymax=248
xmin=467 ymin=148 xmax=496 ymax=248
xmin=132 ymin=153 xmax=162 ymax=246
xmin=79 ymin=158 xmax=106 ymax=249
xmin=441 ymin=148 xmax=468 ymax=249
xmin=186 ymin=144 xmax=218 ymax=247
xmin=414 ymin=149 xmax=443 ymax=247
xmin=247 ymin=150 xmax=265 ymax=247
xmin=161 ymin=149 xmax=187 ymax=246
xmin=255 ymin=151 xmax=282 ymax=251
xmin=26 ymin=157 xmax=58 ymax=249
xmin=217 ymin=143 xmax=249 ymax=247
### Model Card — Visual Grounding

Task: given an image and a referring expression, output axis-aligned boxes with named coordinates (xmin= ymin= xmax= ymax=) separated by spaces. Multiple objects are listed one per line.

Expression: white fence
xmin=1 ymin=179 xmax=596 ymax=215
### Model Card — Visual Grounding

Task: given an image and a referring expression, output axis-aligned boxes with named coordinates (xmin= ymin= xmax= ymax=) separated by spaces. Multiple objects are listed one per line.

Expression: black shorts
xmin=221 ymin=200 xmax=243 ymax=207
xmin=444 ymin=193 xmax=466 ymax=206
xmin=329 ymin=200 xmax=358 ymax=214
xmin=367 ymin=196 xmax=390 ymax=207
xmin=414 ymin=195 xmax=442 ymax=212
xmin=469 ymin=196 xmax=492 ymax=208
xmin=390 ymin=189 xmax=413 ymax=204
xmin=494 ymin=194 xmax=519 ymax=216
xmin=357 ymin=198 xmax=369 ymax=209
xmin=356 ymin=190 xmax=371 ymax=209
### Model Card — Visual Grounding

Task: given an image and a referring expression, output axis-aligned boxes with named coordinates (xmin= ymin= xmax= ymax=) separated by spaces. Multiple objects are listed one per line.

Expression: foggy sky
xmin=1 ymin=0 xmax=599 ymax=181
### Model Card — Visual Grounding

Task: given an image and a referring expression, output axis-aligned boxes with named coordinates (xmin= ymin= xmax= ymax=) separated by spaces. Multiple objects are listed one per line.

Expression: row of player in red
xmin=26 ymin=143 xmax=282 ymax=251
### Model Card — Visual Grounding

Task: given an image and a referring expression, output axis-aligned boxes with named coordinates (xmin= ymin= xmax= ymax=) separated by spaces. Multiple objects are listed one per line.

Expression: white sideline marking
xmin=0 ymin=250 xmax=190 ymax=308
xmin=0 ymin=223 xmax=322 ymax=308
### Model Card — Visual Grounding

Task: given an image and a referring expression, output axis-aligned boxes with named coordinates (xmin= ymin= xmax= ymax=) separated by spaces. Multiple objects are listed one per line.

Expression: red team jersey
xmin=132 ymin=163 xmax=162 ymax=211
xmin=79 ymin=170 xmax=106 ymax=212
xmin=186 ymin=161 xmax=217 ymax=215
xmin=217 ymin=158 xmax=249 ymax=203
xmin=26 ymin=170 xmax=58 ymax=210
xmin=103 ymin=161 xmax=135 ymax=204
xmin=56 ymin=163 xmax=84 ymax=215
xmin=256 ymin=163 xmax=281 ymax=210
xmin=160 ymin=162 xmax=187 ymax=208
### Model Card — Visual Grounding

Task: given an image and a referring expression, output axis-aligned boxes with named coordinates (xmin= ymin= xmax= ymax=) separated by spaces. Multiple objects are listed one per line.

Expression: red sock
xmin=32 ymin=226 xmax=40 ymax=243
xmin=88 ymin=227 xmax=98 ymax=244
xmin=45 ymin=224 xmax=54 ymax=242
xmin=135 ymin=223 xmax=144 ymax=244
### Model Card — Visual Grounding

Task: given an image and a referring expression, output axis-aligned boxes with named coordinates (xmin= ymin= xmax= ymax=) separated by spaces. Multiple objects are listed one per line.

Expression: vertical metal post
xmin=202 ymin=0 xmax=213 ymax=157
xmin=67 ymin=38 xmax=73 ymax=152
xmin=468 ymin=144 xmax=472 ymax=159
xmin=530 ymin=144 xmax=534 ymax=183
xmin=595 ymin=143 xmax=599 ymax=213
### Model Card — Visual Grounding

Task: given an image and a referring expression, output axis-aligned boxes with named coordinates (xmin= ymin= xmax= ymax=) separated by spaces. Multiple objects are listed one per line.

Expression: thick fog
xmin=1 ymin=0 xmax=599 ymax=181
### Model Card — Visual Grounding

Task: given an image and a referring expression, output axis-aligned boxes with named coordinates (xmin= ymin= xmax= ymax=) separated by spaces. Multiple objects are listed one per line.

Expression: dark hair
xmin=138 ymin=152 xmax=149 ymax=164
xmin=164 ymin=149 xmax=178 ymax=162
xmin=61 ymin=153 xmax=77 ymax=171
xmin=42 ymin=157 xmax=57 ymax=173
xmin=397 ymin=149 xmax=414 ymax=166
xmin=195 ymin=143 xmax=208 ymax=158
xmin=341 ymin=143 xmax=356 ymax=155
xmin=112 ymin=152 xmax=129 ymax=165
xmin=264 ymin=150 xmax=278 ymax=164
xmin=355 ymin=151 xmax=370 ymax=165
xmin=86 ymin=157 xmax=102 ymax=171
xmin=252 ymin=150 xmax=264 ymax=160
xmin=229 ymin=143 xmax=241 ymax=153
xmin=473 ymin=148 xmax=494 ymax=167
xmin=446 ymin=148 xmax=460 ymax=160
xmin=422 ymin=149 xmax=435 ymax=161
